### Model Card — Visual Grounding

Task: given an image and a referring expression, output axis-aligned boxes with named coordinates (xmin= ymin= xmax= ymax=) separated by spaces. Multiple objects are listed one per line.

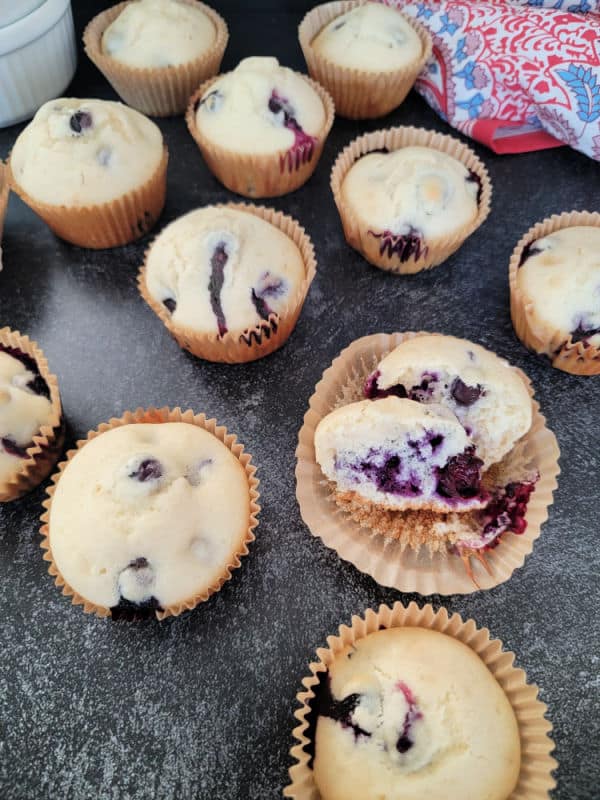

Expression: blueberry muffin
xmin=0 ymin=329 xmax=63 ymax=502
xmin=186 ymin=56 xmax=334 ymax=197
xmin=510 ymin=215 xmax=600 ymax=375
xmin=41 ymin=410 xmax=259 ymax=619
xmin=308 ymin=627 xmax=521 ymax=800
xmin=331 ymin=127 xmax=491 ymax=274
xmin=84 ymin=0 xmax=228 ymax=116
xmin=139 ymin=204 xmax=316 ymax=363
xmin=9 ymin=98 xmax=167 ymax=248
xmin=300 ymin=1 xmax=431 ymax=119
xmin=364 ymin=334 xmax=532 ymax=468
xmin=314 ymin=397 xmax=487 ymax=513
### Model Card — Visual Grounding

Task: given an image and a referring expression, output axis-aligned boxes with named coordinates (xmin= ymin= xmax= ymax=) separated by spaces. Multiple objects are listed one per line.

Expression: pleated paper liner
xmin=0 ymin=328 xmax=64 ymax=502
xmin=186 ymin=74 xmax=335 ymax=198
xmin=509 ymin=210 xmax=600 ymax=376
xmin=7 ymin=146 xmax=168 ymax=249
xmin=39 ymin=407 xmax=260 ymax=620
xmin=0 ymin=161 xmax=8 ymax=242
xmin=296 ymin=332 xmax=560 ymax=595
xmin=285 ymin=601 xmax=556 ymax=799
xmin=83 ymin=0 xmax=228 ymax=117
xmin=330 ymin=126 xmax=492 ymax=274
xmin=298 ymin=0 xmax=432 ymax=119
xmin=138 ymin=202 xmax=317 ymax=363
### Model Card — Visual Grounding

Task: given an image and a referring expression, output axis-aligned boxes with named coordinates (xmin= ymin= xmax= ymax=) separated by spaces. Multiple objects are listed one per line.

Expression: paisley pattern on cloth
xmin=387 ymin=0 xmax=600 ymax=159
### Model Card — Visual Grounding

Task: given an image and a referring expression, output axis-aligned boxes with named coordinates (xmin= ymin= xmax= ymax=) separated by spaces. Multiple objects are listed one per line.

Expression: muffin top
xmin=313 ymin=627 xmax=521 ymax=800
xmin=314 ymin=396 xmax=486 ymax=512
xmin=49 ymin=422 xmax=250 ymax=613
xmin=101 ymin=0 xmax=216 ymax=69
xmin=311 ymin=3 xmax=422 ymax=73
xmin=145 ymin=206 xmax=306 ymax=336
xmin=341 ymin=146 xmax=479 ymax=245
xmin=194 ymin=56 xmax=326 ymax=154
xmin=517 ymin=225 xmax=600 ymax=348
xmin=0 ymin=348 xmax=53 ymax=483
xmin=366 ymin=335 xmax=532 ymax=469
xmin=10 ymin=98 xmax=164 ymax=206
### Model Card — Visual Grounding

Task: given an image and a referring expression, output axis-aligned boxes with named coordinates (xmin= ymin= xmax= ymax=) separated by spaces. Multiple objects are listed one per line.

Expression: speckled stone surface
xmin=0 ymin=2 xmax=598 ymax=798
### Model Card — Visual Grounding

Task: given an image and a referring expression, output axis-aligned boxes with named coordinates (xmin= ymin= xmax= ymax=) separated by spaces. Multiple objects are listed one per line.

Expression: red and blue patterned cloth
xmin=387 ymin=0 xmax=600 ymax=159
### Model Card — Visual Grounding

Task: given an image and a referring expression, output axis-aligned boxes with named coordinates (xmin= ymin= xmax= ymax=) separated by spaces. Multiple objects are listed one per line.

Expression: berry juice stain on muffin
xmin=341 ymin=146 xmax=479 ymax=264
xmin=47 ymin=421 xmax=253 ymax=618
xmin=310 ymin=627 xmax=521 ymax=800
xmin=0 ymin=347 xmax=53 ymax=483
xmin=193 ymin=57 xmax=326 ymax=171
xmin=516 ymin=225 xmax=600 ymax=351
xmin=144 ymin=206 xmax=305 ymax=338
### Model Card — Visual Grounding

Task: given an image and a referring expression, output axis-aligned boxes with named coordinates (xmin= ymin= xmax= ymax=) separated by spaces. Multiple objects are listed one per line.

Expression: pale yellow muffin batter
xmin=314 ymin=627 xmax=521 ymax=800
xmin=312 ymin=3 xmax=422 ymax=72
xmin=102 ymin=0 xmax=216 ymax=68
xmin=145 ymin=206 xmax=305 ymax=336
xmin=49 ymin=422 xmax=250 ymax=611
xmin=10 ymin=98 xmax=164 ymax=206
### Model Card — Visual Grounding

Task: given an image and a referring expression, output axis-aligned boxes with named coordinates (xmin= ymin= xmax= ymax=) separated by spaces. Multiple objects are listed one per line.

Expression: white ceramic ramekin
xmin=0 ymin=0 xmax=77 ymax=128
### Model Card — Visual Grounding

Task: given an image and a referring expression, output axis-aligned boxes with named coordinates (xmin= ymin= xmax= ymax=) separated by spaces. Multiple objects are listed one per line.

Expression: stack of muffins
xmin=2 ymin=0 xmax=583 ymax=797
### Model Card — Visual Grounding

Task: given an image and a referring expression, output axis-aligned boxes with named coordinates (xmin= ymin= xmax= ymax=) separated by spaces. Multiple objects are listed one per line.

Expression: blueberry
xmin=26 ymin=375 xmax=50 ymax=399
xmin=69 ymin=111 xmax=93 ymax=134
xmin=436 ymin=447 xmax=483 ymax=499
xmin=1 ymin=437 xmax=29 ymax=459
xmin=570 ymin=322 xmax=600 ymax=344
xmin=396 ymin=735 xmax=413 ymax=753
xmin=518 ymin=240 xmax=542 ymax=267
xmin=368 ymin=228 xmax=426 ymax=263
xmin=451 ymin=377 xmax=482 ymax=406
xmin=129 ymin=458 xmax=163 ymax=482
xmin=466 ymin=169 xmax=482 ymax=205
xmin=163 ymin=297 xmax=176 ymax=314
xmin=209 ymin=242 xmax=229 ymax=337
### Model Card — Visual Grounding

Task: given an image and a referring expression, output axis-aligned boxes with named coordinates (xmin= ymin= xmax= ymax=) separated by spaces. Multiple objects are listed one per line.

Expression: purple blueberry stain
xmin=363 ymin=370 xmax=407 ymax=400
xmin=69 ymin=110 xmax=93 ymax=135
xmin=269 ymin=90 xmax=318 ymax=173
xmin=209 ymin=242 xmax=229 ymax=337
xmin=251 ymin=272 xmax=286 ymax=320
xmin=570 ymin=321 xmax=600 ymax=345
xmin=0 ymin=344 xmax=49 ymax=398
xmin=396 ymin=681 xmax=423 ymax=754
xmin=436 ymin=446 xmax=484 ymax=501
xmin=336 ymin=449 xmax=423 ymax=498
xmin=1 ymin=437 xmax=29 ymax=459
xmin=451 ymin=377 xmax=483 ymax=406
xmin=466 ymin=169 xmax=482 ymax=205
xmin=368 ymin=227 xmax=427 ymax=263
xmin=518 ymin=240 xmax=542 ymax=267
xmin=129 ymin=457 xmax=163 ymax=482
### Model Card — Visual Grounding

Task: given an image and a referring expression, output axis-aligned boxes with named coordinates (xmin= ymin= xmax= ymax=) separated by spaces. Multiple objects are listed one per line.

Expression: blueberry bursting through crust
xmin=268 ymin=91 xmax=318 ymax=173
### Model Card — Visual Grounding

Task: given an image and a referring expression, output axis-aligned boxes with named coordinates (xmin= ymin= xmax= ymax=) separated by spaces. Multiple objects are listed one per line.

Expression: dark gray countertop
xmin=0 ymin=2 xmax=598 ymax=798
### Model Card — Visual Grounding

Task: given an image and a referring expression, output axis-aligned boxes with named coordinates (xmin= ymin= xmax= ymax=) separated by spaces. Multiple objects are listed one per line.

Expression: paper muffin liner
xmin=330 ymin=126 xmax=492 ymax=274
xmin=285 ymin=600 xmax=556 ymax=799
xmin=83 ymin=0 xmax=228 ymax=117
xmin=138 ymin=202 xmax=317 ymax=363
xmin=7 ymin=146 xmax=168 ymax=250
xmin=0 ymin=161 xmax=8 ymax=243
xmin=509 ymin=210 xmax=600 ymax=376
xmin=39 ymin=406 xmax=260 ymax=620
xmin=186 ymin=74 xmax=335 ymax=198
xmin=298 ymin=0 xmax=432 ymax=120
xmin=296 ymin=332 xmax=560 ymax=595
xmin=0 ymin=327 xmax=64 ymax=503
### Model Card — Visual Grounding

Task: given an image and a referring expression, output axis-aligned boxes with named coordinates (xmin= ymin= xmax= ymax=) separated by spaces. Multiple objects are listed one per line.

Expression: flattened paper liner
xmin=330 ymin=126 xmax=492 ymax=274
xmin=186 ymin=74 xmax=335 ymax=198
xmin=298 ymin=0 xmax=432 ymax=119
xmin=83 ymin=0 xmax=228 ymax=117
xmin=285 ymin=601 xmax=556 ymax=799
xmin=509 ymin=210 xmax=600 ymax=376
xmin=39 ymin=406 xmax=260 ymax=620
xmin=296 ymin=332 xmax=560 ymax=595
xmin=7 ymin=147 xmax=168 ymax=250
xmin=138 ymin=202 xmax=317 ymax=363
xmin=0 ymin=328 xmax=64 ymax=502
xmin=0 ymin=161 xmax=8 ymax=242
